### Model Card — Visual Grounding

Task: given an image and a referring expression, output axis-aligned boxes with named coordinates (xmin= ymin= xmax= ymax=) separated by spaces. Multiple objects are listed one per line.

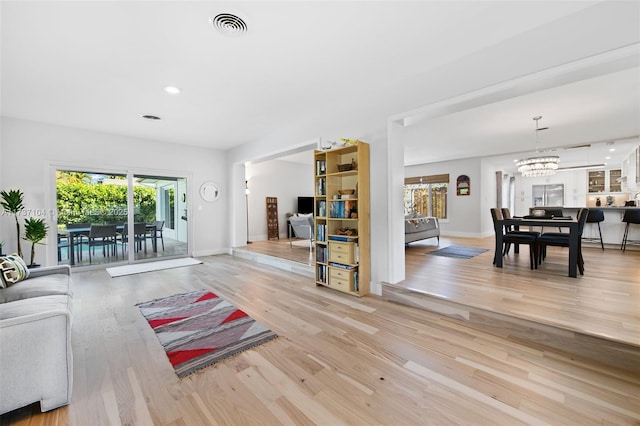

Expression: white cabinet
xmin=621 ymin=146 xmax=640 ymax=192
xmin=587 ymin=169 xmax=622 ymax=193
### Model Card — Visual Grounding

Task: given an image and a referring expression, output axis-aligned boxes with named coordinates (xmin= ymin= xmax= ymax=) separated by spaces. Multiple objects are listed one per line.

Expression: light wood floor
xmin=241 ymin=235 xmax=640 ymax=347
xmin=2 ymin=252 xmax=639 ymax=425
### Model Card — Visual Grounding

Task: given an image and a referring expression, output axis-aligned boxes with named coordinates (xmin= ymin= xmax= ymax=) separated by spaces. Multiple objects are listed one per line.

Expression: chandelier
xmin=516 ymin=116 xmax=559 ymax=177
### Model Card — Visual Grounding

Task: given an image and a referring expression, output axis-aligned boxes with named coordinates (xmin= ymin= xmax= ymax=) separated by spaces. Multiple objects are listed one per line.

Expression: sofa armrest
xmin=0 ymin=295 xmax=73 ymax=414
xmin=28 ymin=265 xmax=71 ymax=278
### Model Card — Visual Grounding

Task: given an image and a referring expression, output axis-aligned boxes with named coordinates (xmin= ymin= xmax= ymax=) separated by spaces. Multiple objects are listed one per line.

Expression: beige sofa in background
xmin=405 ymin=214 xmax=440 ymax=245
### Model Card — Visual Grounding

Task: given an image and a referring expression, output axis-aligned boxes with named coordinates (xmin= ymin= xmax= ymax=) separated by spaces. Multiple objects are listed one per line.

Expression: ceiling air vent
xmin=211 ymin=13 xmax=247 ymax=37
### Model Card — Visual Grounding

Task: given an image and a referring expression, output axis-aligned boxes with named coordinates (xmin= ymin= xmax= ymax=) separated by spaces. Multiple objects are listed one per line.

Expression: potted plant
xmin=23 ymin=217 xmax=48 ymax=267
xmin=0 ymin=189 xmax=25 ymax=258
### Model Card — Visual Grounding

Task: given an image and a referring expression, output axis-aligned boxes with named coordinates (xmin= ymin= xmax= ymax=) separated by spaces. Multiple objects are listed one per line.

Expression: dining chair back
xmin=87 ymin=224 xmax=117 ymax=264
xmin=120 ymin=223 xmax=148 ymax=255
xmin=66 ymin=222 xmax=91 ymax=261
xmin=542 ymin=208 xmax=564 ymax=232
xmin=537 ymin=208 xmax=589 ymax=274
xmin=148 ymin=220 xmax=164 ymax=251
xmin=490 ymin=208 xmax=538 ymax=270
xmin=500 ymin=208 xmax=540 ymax=255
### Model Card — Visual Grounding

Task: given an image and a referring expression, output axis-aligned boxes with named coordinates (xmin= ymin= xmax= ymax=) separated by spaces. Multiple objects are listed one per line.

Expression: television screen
xmin=297 ymin=196 xmax=314 ymax=214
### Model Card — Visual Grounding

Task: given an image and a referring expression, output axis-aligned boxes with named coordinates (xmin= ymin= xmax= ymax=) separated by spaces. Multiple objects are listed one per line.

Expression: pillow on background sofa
xmin=0 ymin=254 xmax=30 ymax=288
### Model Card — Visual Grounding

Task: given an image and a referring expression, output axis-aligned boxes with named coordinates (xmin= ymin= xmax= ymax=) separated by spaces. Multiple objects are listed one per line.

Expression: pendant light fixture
xmin=516 ymin=116 xmax=559 ymax=177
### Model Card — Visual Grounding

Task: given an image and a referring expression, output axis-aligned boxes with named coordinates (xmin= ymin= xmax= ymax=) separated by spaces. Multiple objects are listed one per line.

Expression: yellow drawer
xmin=329 ymin=241 xmax=355 ymax=264
xmin=329 ymin=267 xmax=355 ymax=292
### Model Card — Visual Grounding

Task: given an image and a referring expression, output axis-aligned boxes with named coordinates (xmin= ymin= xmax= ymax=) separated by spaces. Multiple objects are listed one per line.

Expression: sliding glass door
xmin=56 ymin=169 xmax=188 ymax=267
xmin=132 ymin=174 xmax=188 ymax=262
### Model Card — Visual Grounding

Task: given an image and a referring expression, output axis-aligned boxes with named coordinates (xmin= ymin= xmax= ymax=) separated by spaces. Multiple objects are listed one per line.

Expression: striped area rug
xmin=137 ymin=290 xmax=277 ymax=378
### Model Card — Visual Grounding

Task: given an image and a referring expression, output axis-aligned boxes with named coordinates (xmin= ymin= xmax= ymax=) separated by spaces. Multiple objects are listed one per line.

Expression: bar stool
xmin=583 ymin=208 xmax=605 ymax=250
xmin=621 ymin=209 xmax=640 ymax=252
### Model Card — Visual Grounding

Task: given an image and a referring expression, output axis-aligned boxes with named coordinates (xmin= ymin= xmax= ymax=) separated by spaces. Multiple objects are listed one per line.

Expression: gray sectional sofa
xmin=0 ymin=265 xmax=73 ymax=414
xmin=405 ymin=214 xmax=440 ymax=245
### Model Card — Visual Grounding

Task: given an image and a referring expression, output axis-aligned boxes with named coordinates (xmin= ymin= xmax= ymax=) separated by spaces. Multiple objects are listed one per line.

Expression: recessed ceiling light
xmin=164 ymin=86 xmax=181 ymax=95
xmin=211 ymin=13 xmax=247 ymax=36
xmin=142 ymin=114 xmax=161 ymax=120
xmin=605 ymin=156 xmax=612 ymax=160
xmin=609 ymin=148 xmax=616 ymax=152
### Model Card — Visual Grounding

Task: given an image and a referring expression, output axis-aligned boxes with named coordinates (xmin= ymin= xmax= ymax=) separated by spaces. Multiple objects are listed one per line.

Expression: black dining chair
xmin=537 ymin=208 xmax=589 ymax=275
xmin=87 ymin=224 xmax=118 ymax=264
xmin=65 ymin=222 xmax=91 ymax=262
xmin=621 ymin=209 xmax=640 ymax=252
xmin=491 ymin=208 xmax=538 ymax=270
xmin=542 ymin=208 xmax=564 ymax=233
xmin=146 ymin=220 xmax=164 ymax=251
xmin=120 ymin=223 xmax=148 ymax=256
xmin=583 ymin=208 xmax=605 ymax=250
xmin=501 ymin=208 xmax=540 ymax=255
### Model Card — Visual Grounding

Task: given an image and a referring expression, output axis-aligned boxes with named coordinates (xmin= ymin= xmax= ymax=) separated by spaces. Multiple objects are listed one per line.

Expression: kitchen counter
xmin=528 ymin=206 xmax=639 ymax=249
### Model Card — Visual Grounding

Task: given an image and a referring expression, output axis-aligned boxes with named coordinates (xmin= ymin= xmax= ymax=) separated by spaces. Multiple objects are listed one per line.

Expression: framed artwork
xmin=456 ymin=175 xmax=470 ymax=196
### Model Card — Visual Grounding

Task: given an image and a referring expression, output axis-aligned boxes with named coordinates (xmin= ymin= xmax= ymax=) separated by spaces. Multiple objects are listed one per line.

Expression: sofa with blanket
xmin=405 ymin=214 xmax=440 ymax=245
xmin=0 ymin=260 xmax=73 ymax=414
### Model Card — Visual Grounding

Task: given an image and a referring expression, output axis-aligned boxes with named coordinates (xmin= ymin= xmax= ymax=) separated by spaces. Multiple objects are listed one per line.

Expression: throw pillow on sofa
xmin=0 ymin=254 xmax=30 ymax=288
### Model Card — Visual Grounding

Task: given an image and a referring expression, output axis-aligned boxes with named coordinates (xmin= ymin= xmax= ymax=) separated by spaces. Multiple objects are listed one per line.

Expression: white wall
xmin=404 ymin=157 xmax=484 ymax=237
xmin=0 ymin=117 xmax=229 ymax=265
xmin=245 ymin=159 xmax=313 ymax=241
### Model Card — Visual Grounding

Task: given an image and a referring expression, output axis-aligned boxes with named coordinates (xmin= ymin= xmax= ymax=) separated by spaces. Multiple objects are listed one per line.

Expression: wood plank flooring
xmin=241 ymin=235 xmax=640 ymax=347
xmin=2 ymin=253 xmax=639 ymax=425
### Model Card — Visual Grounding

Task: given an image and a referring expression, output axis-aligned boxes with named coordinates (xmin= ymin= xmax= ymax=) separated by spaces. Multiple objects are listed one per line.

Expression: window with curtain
xmin=404 ymin=174 xmax=449 ymax=219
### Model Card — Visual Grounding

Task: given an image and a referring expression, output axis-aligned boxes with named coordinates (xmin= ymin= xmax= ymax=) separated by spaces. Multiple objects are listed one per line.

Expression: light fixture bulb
xmin=164 ymin=86 xmax=181 ymax=95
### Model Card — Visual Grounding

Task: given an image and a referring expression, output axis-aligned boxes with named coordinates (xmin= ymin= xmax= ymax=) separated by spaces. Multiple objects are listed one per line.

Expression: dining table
xmin=59 ymin=224 xmax=157 ymax=266
xmin=494 ymin=216 xmax=581 ymax=278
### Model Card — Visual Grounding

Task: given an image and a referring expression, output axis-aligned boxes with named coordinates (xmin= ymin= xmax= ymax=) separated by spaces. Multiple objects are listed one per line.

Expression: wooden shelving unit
xmin=314 ymin=142 xmax=370 ymax=296
xmin=266 ymin=197 xmax=279 ymax=240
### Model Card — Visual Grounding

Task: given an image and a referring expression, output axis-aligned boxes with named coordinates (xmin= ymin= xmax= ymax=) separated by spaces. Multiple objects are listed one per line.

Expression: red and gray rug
xmin=137 ymin=290 xmax=277 ymax=378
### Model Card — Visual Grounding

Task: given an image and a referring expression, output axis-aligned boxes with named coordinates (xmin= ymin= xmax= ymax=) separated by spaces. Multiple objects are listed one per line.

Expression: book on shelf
xmin=316 ymin=224 xmax=327 ymax=242
xmin=329 ymin=199 xmax=356 ymax=218
xmin=328 ymin=235 xmax=358 ymax=242
xmin=316 ymin=245 xmax=327 ymax=263
xmin=315 ymin=178 xmax=326 ymax=195
xmin=329 ymin=262 xmax=357 ymax=270
xmin=315 ymin=160 xmax=326 ymax=176
xmin=316 ymin=200 xmax=326 ymax=217
xmin=317 ymin=264 xmax=327 ymax=284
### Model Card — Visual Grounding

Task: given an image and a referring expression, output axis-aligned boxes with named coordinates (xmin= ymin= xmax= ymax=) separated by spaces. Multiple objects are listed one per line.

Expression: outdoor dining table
xmin=60 ymin=224 xmax=157 ymax=266
xmin=494 ymin=216 xmax=581 ymax=278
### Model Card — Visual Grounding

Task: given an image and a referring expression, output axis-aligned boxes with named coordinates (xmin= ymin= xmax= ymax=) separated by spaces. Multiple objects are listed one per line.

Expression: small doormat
xmin=137 ymin=290 xmax=277 ymax=378
xmin=428 ymin=245 xmax=489 ymax=259
xmin=107 ymin=257 xmax=202 ymax=277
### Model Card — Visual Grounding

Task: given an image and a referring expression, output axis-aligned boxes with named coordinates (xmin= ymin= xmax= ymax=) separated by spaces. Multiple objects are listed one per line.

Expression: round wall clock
xmin=199 ymin=181 xmax=221 ymax=202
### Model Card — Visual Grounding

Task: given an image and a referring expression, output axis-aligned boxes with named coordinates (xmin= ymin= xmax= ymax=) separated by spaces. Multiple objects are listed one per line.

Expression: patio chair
xmin=87 ymin=224 xmax=118 ymax=264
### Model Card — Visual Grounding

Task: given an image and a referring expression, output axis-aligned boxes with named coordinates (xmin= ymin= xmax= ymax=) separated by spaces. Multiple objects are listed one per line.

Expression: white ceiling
xmin=2 ymin=1 xmax=639 ymax=173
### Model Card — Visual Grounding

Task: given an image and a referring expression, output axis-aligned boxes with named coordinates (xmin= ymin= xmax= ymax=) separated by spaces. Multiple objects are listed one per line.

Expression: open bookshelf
xmin=314 ymin=142 xmax=370 ymax=296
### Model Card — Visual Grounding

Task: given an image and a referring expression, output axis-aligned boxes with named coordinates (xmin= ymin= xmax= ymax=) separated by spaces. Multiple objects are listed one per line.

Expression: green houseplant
xmin=23 ymin=217 xmax=48 ymax=267
xmin=0 ymin=189 xmax=25 ymax=258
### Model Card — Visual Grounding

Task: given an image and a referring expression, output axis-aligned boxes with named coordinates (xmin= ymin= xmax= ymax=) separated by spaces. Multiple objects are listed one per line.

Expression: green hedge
xmin=57 ymin=183 xmax=156 ymax=226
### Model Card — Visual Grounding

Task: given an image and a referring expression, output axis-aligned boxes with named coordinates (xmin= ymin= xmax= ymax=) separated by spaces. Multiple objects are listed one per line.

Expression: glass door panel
xmin=132 ymin=174 xmax=188 ymax=262
xmin=56 ymin=170 xmax=127 ymax=267
xmin=56 ymin=170 xmax=188 ymax=267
